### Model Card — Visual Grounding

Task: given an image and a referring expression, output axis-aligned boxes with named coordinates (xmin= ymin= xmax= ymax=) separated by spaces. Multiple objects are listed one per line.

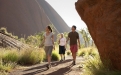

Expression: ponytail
xmin=47 ymin=26 xmax=52 ymax=32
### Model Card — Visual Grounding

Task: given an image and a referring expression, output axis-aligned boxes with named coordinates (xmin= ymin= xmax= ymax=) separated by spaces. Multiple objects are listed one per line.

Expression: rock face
xmin=0 ymin=32 xmax=28 ymax=49
xmin=75 ymin=0 xmax=121 ymax=70
xmin=0 ymin=0 xmax=70 ymax=37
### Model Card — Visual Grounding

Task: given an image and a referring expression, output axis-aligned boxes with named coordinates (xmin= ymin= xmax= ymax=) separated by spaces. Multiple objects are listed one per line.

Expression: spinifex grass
xmin=81 ymin=48 xmax=121 ymax=75
xmin=19 ymin=48 xmax=45 ymax=65
xmin=51 ymin=50 xmax=60 ymax=61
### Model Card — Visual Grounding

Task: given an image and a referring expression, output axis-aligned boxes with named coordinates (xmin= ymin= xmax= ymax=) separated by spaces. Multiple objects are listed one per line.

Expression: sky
xmin=45 ymin=0 xmax=87 ymax=30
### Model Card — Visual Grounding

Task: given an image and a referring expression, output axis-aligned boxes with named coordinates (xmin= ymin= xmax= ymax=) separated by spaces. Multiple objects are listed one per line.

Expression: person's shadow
xmin=47 ymin=64 xmax=74 ymax=75
xmin=23 ymin=59 xmax=73 ymax=75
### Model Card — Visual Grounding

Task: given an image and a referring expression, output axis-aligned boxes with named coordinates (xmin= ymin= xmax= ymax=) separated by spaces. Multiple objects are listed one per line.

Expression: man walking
xmin=67 ymin=25 xmax=80 ymax=65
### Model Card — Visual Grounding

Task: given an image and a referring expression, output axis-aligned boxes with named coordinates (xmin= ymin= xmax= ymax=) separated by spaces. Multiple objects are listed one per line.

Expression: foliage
xmin=0 ymin=61 xmax=16 ymax=72
xmin=51 ymin=51 xmax=60 ymax=61
xmin=25 ymin=31 xmax=44 ymax=46
xmin=0 ymin=27 xmax=18 ymax=39
xmin=0 ymin=27 xmax=8 ymax=34
xmin=66 ymin=50 xmax=71 ymax=56
xmin=78 ymin=47 xmax=98 ymax=57
xmin=79 ymin=28 xmax=92 ymax=47
xmin=19 ymin=48 xmax=45 ymax=65
xmin=82 ymin=56 xmax=121 ymax=75
xmin=2 ymin=50 xmax=19 ymax=63
xmin=80 ymin=47 xmax=121 ymax=75
xmin=0 ymin=47 xmax=45 ymax=74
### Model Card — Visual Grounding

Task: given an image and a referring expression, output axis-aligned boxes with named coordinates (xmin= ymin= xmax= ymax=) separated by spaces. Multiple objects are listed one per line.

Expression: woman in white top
xmin=58 ymin=33 xmax=66 ymax=61
xmin=40 ymin=26 xmax=54 ymax=69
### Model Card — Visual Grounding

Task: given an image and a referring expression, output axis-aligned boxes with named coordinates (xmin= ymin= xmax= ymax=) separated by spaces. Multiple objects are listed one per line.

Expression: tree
xmin=80 ymin=28 xmax=92 ymax=47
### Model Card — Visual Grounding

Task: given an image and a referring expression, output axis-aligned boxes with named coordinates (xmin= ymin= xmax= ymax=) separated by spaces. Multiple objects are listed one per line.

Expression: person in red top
xmin=66 ymin=25 xmax=81 ymax=65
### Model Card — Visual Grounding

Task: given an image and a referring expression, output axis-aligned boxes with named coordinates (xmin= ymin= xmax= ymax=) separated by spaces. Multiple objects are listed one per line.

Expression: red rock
xmin=75 ymin=0 xmax=121 ymax=70
xmin=0 ymin=0 xmax=70 ymax=37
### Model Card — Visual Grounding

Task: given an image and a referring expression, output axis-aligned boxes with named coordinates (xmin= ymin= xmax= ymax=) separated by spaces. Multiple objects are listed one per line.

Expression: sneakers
xmin=60 ymin=56 xmax=65 ymax=62
xmin=72 ymin=61 xmax=76 ymax=65
xmin=46 ymin=64 xmax=51 ymax=69
xmin=60 ymin=59 xmax=63 ymax=62
xmin=63 ymin=56 xmax=65 ymax=60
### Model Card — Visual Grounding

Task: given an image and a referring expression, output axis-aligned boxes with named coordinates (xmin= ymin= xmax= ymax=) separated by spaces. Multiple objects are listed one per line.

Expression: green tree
xmin=80 ymin=28 xmax=91 ymax=47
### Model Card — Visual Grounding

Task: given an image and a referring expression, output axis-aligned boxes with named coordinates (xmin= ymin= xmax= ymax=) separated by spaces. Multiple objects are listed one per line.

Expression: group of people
xmin=39 ymin=25 xmax=80 ymax=69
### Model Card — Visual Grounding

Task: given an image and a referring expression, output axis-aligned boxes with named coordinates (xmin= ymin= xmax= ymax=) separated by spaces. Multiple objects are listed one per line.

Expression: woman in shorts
xmin=40 ymin=26 xmax=54 ymax=69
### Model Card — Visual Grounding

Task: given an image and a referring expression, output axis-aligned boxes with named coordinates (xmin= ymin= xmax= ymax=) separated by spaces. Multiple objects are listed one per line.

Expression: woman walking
xmin=58 ymin=33 xmax=66 ymax=61
xmin=39 ymin=26 xmax=54 ymax=69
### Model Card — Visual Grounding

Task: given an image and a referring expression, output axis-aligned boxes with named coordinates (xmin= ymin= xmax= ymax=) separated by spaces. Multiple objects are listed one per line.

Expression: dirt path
xmin=9 ymin=56 xmax=85 ymax=75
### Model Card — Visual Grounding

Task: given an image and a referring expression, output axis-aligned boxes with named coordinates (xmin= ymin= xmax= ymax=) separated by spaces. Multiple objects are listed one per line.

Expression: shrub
xmin=0 ymin=61 xmax=16 ymax=72
xmin=2 ymin=50 xmax=19 ymax=63
xmin=78 ymin=47 xmax=99 ymax=57
xmin=19 ymin=48 xmax=45 ymax=65
xmin=66 ymin=51 xmax=71 ymax=56
xmin=51 ymin=51 xmax=60 ymax=61
xmin=82 ymin=55 xmax=121 ymax=75
xmin=0 ymin=27 xmax=8 ymax=34
xmin=78 ymin=51 xmax=86 ymax=57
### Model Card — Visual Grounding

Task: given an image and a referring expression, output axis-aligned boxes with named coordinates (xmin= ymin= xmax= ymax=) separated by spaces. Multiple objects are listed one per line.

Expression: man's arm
xmin=77 ymin=33 xmax=81 ymax=49
xmin=66 ymin=33 xmax=70 ymax=48
xmin=77 ymin=39 xmax=81 ymax=49
xmin=66 ymin=37 xmax=69 ymax=43
xmin=66 ymin=33 xmax=70 ymax=43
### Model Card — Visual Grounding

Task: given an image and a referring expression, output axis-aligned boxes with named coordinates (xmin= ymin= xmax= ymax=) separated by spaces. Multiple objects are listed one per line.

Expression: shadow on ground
xmin=23 ymin=59 xmax=73 ymax=75
xmin=47 ymin=64 xmax=74 ymax=75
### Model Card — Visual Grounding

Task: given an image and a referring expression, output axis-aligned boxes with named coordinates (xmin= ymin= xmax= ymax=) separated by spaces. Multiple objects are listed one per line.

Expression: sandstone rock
xmin=75 ymin=0 xmax=121 ymax=70
xmin=0 ymin=32 xmax=29 ymax=49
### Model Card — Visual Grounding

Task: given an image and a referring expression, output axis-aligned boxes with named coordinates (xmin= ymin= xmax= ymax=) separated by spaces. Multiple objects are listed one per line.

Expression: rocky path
xmin=9 ymin=56 xmax=84 ymax=75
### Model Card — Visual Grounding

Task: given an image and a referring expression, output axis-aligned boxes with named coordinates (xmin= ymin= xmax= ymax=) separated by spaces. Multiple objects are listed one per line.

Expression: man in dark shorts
xmin=66 ymin=25 xmax=80 ymax=65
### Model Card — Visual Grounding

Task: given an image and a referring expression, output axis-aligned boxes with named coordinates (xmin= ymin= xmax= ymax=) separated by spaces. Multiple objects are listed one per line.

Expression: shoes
xmin=60 ymin=59 xmax=64 ymax=62
xmin=64 ymin=56 xmax=65 ymax=60
xmin=72 ymin=61 xmax=76 ymax=65
xmin=46 ymin=64 xmax=51 ymax=69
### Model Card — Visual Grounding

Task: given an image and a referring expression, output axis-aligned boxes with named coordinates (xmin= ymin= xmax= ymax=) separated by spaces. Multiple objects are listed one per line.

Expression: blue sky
xmin=46 ymin=0 xmax=87 ymax=30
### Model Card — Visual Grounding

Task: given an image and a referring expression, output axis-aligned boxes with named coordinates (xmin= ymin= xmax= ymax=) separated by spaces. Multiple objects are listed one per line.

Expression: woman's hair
xmin=47 ymin=26 xmax=52 ymax=32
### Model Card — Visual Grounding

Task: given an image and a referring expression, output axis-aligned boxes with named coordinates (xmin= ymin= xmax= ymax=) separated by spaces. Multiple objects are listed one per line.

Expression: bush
xmin=19 ymin=48 xmax=45 ymax=65
xmin=78 ymin=51 xmax=86 ymax=57
xmin=78 ymin=47 xmax=98 ymax=57
xmin=2 ymin=50 xmax=19 ymax=63
xmin=51 ymin=51 xmax=60 ymax=61
xmin=88 ymin=48 xmax=98 ymax=57
xmin=82 ymin=54 xmax=121 ymax=75
xmin=0 ymin=61 xmax=16 ymax=72
xmin=0 ymin=27 xmax=8 ymax=34
xmin=25 ymin=32 xmax=44 ymax=46
xmin=0 ymin=47 xmax=45 ymax=74
xmin=66 ymin=51 xmax=71 ymax=56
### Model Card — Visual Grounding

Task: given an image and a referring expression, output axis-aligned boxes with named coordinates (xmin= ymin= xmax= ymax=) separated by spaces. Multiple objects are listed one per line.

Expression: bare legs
xmin=46 ymin=55 xmax=51 ymax=69
xmin=72 ymin=52 xmax=76 ymax=65
xmin=60 ymin=54 xmax=65 ymax=61
xmin=47 ymin=55 xmax=51 ymax=64
xmin=72 ymin=53 xmax=76 ymax=61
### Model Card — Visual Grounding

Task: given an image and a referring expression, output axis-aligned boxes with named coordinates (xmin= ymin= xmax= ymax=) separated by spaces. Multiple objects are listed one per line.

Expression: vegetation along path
xmin=9 ymin=56 xmax=85 ymax=75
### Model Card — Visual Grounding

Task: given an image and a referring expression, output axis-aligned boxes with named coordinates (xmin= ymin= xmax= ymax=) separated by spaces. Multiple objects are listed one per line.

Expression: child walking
xmin=58 ymin=33 xmax=66 ymax=61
